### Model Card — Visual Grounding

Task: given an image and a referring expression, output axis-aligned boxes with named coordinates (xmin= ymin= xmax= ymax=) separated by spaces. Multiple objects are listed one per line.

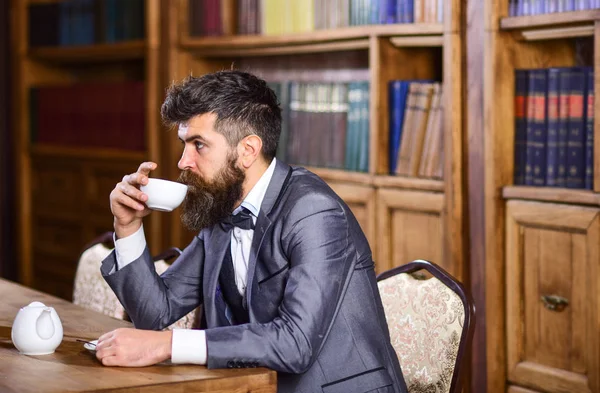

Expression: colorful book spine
xmin=389 ymin=80 xmax=409 ymax=174
xmin=556 ymin=69 xmax=571 ymax=187
xmin=565 ymin=68 xmax=588 ymax=189
xmin=585 ymin=69 xmax=595 ymax=189
xmin=524 ymin=69 xmax=548 ymax=186
xmin=546 ymin=68 xmax=561 ymax=187
xmin=514 ymin=70 xmax=529 ymax=185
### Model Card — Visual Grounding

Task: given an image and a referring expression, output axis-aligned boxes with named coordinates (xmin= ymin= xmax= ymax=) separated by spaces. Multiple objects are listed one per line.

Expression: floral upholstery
xmin=73 ymin=243 xmax=201 ymax=330
xmin=377 ymin=272 xmax=465 ymax=393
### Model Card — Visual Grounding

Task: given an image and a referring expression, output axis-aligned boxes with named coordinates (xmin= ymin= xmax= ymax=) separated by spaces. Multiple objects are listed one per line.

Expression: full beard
xmin=177 ymin=156 xmax=245 ymax=232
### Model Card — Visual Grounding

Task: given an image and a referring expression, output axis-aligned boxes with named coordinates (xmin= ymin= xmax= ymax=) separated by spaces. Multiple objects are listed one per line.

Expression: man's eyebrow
xmin=179 ymin=134 xmax=207 ymax=143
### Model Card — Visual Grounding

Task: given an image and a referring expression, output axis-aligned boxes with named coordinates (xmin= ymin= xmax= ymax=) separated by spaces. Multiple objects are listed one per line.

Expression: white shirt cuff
xmin=171 ymin=329 xmax=207 ymax=364
xmin=114 ymin=224 xmax=147 ymax=270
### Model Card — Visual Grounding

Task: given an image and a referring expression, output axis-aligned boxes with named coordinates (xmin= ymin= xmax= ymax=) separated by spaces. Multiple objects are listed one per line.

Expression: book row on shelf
xmin=191 ymin=0 xmax=444 ymax=37
xmin=514 ymin=67 xmax=594 ymax=190
xmin=270 ymin=81 xmax=370 ymax=172
xmin=29 ymin=82 xmax=145 ymax=151
xmin=508 ymin=0 xmax=600 ymax=16
xmin=390 ymin=81 xmax=443 ymax=178
xmin=28 ymin=0 xmax=145 ymax=48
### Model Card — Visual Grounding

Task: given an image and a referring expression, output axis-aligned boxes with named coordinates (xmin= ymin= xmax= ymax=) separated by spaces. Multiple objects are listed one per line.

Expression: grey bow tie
xmin=220 ymin=207 xmax=255 ymax=231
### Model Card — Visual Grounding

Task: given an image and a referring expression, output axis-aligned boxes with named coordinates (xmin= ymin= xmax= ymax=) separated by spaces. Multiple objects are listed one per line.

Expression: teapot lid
xmin=25 ymin=301 xmax=47 ymax=308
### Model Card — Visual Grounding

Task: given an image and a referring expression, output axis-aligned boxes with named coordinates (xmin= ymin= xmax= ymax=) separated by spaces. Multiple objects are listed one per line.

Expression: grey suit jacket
xmin=102 ymin=160 xmax=408 ymax=393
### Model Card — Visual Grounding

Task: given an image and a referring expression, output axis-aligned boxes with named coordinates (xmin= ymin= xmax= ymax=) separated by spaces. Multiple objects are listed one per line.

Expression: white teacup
xmin=140 ymin=178 xmax=188 ymax=212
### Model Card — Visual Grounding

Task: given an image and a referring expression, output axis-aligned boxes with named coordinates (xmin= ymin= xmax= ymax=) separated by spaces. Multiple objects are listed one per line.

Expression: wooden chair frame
xmin=377 ymin=259 xmax=476 ymax=393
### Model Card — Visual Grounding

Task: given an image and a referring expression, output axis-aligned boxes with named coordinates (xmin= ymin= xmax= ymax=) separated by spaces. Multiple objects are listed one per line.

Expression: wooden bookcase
xmin=484 ymin=3 xmax=600 ymax=392
xmin=10 ymin=0 xmax=164 ymax=300
xmin=162 ymin=0 xmax=466 ymax=281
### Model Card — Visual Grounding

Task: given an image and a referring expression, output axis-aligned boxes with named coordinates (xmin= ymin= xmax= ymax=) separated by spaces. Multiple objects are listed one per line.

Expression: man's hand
xmin=110 ymin=162 xmax=157 ymax=239
xmin=95 ymin=328 xmax=172 ymax=367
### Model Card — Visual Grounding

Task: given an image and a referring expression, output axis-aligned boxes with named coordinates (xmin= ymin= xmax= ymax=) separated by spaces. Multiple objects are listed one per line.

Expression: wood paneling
xmin=466 ymin=0 xmax=486 ymax=391
xmin=326 ymin=182 xmax=376 ymax=261
xmin=376 ymin=189 xmax=446 ymax=275
xmin=506 ymin=200 xmax=600 ymax=392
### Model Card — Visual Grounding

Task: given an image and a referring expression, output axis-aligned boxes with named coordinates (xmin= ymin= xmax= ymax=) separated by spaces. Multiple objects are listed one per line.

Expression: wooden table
xmin=0 ymin=279 xmax=276 ymax=393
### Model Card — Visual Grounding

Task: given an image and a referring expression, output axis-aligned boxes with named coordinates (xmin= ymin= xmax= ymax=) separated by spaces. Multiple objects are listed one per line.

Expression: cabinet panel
xmin=31 ymin=160 xmax=82 ymax=217
xmin=506 ymin=200 xmax=600 ymax=393
xmin=376 ymin=188 xmax=445 ymax=275
xmin=507 ymin=386 xmax=542 ymax=393
xmin=326 ymin=182 xmax=376 ymax=258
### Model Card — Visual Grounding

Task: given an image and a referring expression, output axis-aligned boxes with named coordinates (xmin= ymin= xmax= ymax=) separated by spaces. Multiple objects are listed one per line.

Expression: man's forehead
xmin=177 ymin=114 xmax=216 ymax=139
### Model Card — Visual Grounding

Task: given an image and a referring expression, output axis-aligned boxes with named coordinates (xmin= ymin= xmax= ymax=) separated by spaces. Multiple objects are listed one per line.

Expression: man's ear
xmin=238 ymin=135 xmax=263 ymax=169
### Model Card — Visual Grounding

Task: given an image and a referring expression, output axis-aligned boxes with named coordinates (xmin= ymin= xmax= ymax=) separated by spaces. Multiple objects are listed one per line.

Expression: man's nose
xmin=178 ymin=147 xmax=195 ymax=171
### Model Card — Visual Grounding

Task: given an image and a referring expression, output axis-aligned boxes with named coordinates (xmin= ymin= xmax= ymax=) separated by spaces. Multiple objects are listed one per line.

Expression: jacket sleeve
xmin=205 ymin=194 xmax=357 ymax=373
xmin=101 ymin=234 xmax=205 ymax=330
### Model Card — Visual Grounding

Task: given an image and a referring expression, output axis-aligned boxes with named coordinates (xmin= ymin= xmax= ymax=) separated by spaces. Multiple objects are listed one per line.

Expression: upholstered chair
xmin=73 ymin=232 xmax=201 ymax=329
xmin=377 ymin=260 xmax=475 ymax=393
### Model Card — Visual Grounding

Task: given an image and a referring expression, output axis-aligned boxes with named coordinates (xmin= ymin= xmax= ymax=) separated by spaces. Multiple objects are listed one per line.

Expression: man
xmin=99 ymin=70 xmax=408 ymax=393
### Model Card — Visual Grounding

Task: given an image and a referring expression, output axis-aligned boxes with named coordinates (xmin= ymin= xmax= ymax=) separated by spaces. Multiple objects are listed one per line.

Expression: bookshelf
xmin=485 ymin=1 xmax=600 ymax=392
xmin=163 ymin=0 xmax=466 ymax=282
xmin=10 ymin=0 xmax=163 ymax=300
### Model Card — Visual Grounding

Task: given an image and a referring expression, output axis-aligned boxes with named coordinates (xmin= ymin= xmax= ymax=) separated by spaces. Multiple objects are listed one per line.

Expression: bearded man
xmin=99 ymin=70 xmax=408 ymax=393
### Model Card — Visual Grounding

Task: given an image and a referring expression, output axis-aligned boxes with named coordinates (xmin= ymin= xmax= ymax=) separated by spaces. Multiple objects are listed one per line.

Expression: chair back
xmin=377 ymin=260 xmax=475 ymax=393
xmin=73 ymin=233 xmax=201 ymax=329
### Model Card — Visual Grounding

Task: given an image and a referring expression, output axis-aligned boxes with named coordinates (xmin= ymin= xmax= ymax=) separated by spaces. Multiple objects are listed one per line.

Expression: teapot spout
xmin=36 ymin=308 xmax=55 ymax=340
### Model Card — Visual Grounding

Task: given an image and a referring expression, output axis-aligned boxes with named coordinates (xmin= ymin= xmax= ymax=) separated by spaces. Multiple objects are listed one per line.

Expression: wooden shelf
xmin=30 ymin=145 xmax=146 ymax=161
xmin=502 ymin=185 xmax=600 ymax=206
xmin=373 ymin=175 xmax=445 ymax=192
xmin=305 ymin=167 xmax=373 ymax=185
xmin=501 ymin=10 xmax=600 ymax=30
xmin=28 ymin=40 xmax=146 ymax=63
xmin=181 ymin=24 xmax=444 ymax=56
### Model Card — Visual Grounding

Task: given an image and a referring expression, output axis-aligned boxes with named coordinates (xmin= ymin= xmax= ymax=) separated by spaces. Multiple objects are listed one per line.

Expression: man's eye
xmin=195 ymin=141 xmax=204 ymax=150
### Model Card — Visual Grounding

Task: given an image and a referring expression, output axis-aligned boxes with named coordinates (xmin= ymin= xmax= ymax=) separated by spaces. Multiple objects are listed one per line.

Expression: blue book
xmin=585 ymin=70 xmax=594 ymax=189
xmin=345 ymin=83 xmax=360 ymax=170
xmin=556 ymin=69 xmax=571 ymax=187
xmin=370 ymin=0 xmax=380 ymax=24
xmin=105 ymin=0 xmax=117 ymax=42
xmin=383 ymin=0 xmax=397 ymax=23
xmin=546 ymin=68 xmax=561 ymax=186
xmin=358 ymin=82 xmax=370 ymax=172
xmin=566 ymin=0 xmax=576 ymax=10
xmin=405 ymin=0 xmax=414 ymax=23
xmin=525 ymin=69 xmax=548 ymax=186
xmin=389 ymin=81 xmax=410 ymax=174
xmin=59 ymin=2 xmax=71 ymax=46
xmin=576 ymin=0 xmax=590 ymax=10
xmin=565 ymin=67 xmax=589 ymax=188
xmin=548 ymin=0 xmax=559 ymax=12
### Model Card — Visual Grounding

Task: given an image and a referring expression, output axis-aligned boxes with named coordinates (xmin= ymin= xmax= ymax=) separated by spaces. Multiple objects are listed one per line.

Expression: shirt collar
xmin=233 ymin=158 xmax=277 ymax=217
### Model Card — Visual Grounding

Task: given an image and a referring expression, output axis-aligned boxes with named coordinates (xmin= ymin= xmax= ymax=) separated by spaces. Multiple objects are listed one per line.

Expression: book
xmin=565 ymin=67 xmax=589 ymax=189
xmin=514 ymin=70 xmax=529 ymax=185
xmin=585 ymin=69 xmax=594 ymax=189
xmin=389 ymin=80 xmax=410 ymax=174
xmin=545 ymin=68 xmax=561 ymax=187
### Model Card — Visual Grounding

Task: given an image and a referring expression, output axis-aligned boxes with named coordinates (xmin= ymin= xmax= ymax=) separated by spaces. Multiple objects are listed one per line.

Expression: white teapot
xmin=11 ymin=301 xmax=63 ymax=355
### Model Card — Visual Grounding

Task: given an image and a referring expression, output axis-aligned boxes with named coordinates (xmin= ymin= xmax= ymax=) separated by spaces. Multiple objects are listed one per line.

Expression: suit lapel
xmin=203 ymin=225 xmax=231 ymax=327
xmin=245 ymin=160 xmax=292 ymax=314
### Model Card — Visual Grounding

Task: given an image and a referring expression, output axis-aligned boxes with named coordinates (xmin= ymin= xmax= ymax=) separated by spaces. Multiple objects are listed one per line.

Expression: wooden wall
xmin=466 ymin=0 xmax=487 ymax=391
xmin=0 ymin=0 xmax=16 ymax=281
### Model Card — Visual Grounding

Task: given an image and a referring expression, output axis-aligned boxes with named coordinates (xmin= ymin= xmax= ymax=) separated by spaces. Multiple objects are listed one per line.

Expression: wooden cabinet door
xmin=506 ymin=200 xmax=600 ymax=393
xmin=376 ymin=188 xmax=445 ymax=275
xmin=327 ymin=182 xmax=376 ymax=258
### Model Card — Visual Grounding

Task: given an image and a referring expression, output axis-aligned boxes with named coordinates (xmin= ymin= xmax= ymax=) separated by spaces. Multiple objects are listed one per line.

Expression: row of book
xmin=514 ymin=67 xmax=594 ymax=189
xmin=29 ymin=0 xmax=145 ymax=47
xmin=509 ymin=0 xmax=600 ymax=16
xmin=30 ymin=82 xmax=145 ymax=151
xmin=191 ymin=0 xmax=444 ymax=37
xmin=269 ymin=81 xmax=370 ymax=172
xmin=389 ymin=81 xmax=443 ymax=178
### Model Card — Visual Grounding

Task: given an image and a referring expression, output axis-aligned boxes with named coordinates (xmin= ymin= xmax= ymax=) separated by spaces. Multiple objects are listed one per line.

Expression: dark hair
xmin=161 ymin=70 xmax=282 ymax=161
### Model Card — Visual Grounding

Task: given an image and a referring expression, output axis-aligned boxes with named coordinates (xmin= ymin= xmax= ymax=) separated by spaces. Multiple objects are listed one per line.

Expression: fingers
xmin=136 ymin=161 xmax=157 ymax=176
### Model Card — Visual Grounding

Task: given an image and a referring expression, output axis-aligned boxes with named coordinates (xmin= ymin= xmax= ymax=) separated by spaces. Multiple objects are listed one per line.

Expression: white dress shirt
xmin=113 ymin=158 xmax=277 ymax=364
